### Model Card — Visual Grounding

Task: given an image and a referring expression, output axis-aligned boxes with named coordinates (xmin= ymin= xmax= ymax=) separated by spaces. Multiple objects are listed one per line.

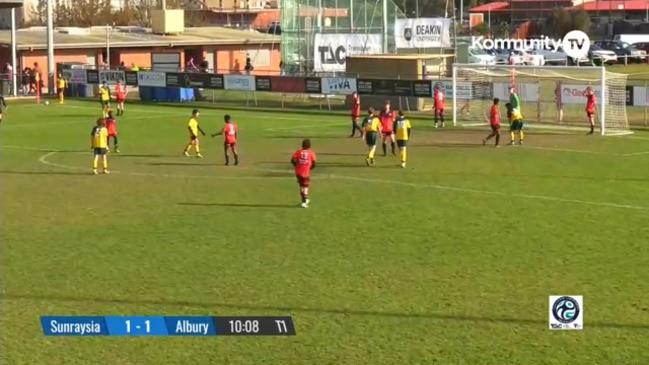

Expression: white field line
xmin=9 ymin=147 xmax=644 ymax=212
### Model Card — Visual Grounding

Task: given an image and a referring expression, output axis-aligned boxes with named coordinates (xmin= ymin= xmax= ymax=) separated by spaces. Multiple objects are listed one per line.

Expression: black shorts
xmin=102 ymin=101 xmax=110 ymax=108
xmin=296 ymin=175 xmax=310 ymax=187
xmin=190 ymin=135 xmax=198 ymax=141
xmin=93 ymin=148 xmax=107 ymax=155
xmin=57 ymin=88 xmax=64 ymax=94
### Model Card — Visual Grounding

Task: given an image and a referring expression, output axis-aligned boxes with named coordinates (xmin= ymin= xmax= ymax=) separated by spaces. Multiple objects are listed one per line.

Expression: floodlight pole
xmin=10 ymin=8 xmax=17 ymax=97
xmin=106 ymin=25 xmax=110 ymax=67
xmin=46 ymin=0 xmax=55 ymax=94
xmin=382 ymin=0 xmax=388 ymax=52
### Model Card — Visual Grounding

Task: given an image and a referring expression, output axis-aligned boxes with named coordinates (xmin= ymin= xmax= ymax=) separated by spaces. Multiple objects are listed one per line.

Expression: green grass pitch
xmin=1 ymin=99 xmax=648 ymax=365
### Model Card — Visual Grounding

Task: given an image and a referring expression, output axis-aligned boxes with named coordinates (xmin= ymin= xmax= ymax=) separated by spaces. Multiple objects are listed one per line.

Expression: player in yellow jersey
xmin=361 ymin=107 xmax=381 ymax=166
xmin=90 ymin=117 xmax=109 ymax=174
xmin=507 ymin=103 xmax=525 ymax=145
xmin=393 ymin=110 xmax=412 ymax=168
xmin=57 ymin=74 xmax=67 ymax=104
xmin=184 ymin=109 xmax=206 ymax=157
xmin=99 ymin=82 xmax=111 ymax=118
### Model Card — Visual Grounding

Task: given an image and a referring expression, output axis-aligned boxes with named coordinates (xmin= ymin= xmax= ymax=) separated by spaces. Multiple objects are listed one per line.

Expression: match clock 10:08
xmin=215 ymin=317 xmax=294 ymax=336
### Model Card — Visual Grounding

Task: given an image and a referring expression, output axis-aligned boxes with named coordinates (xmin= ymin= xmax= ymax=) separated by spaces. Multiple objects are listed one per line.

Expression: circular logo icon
xmin=433 ymin=81 xmax=444 ymax=90
xmin=184 ymin=74 xmax=192 ymax=88
xmin=403 ymin=27 xmax=413 ymax=42
xmin=562 ymin=30 xmax=591 ymax=59
xmin=552 ymin=296 xmax=580 ymax=323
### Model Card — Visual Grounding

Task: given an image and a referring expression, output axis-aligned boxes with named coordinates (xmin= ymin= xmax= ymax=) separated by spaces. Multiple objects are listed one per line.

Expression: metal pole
xmin=106 ymin=25 xmax=110 ymax=67
xmin=459 ymin=0 xmax=462 ymax=28
xmin=350 ymin=0 xmax=354 ymax=31
xmin=10 ymin=8 xmax=17 ymax=97
xmin=46 ymin=0 xmax=55 ymax=94
xmin=382 ymin=0 xmax=388 ymax=53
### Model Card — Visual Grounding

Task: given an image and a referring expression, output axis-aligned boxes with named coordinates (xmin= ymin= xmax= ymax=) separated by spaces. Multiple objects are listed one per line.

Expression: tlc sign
xmin=317 ymin=46 xmax=346 ymax=65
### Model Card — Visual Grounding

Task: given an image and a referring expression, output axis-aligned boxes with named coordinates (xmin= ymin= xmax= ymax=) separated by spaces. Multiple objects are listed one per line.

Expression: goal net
xmin=451 ymin=64 xmax=632 ymax=136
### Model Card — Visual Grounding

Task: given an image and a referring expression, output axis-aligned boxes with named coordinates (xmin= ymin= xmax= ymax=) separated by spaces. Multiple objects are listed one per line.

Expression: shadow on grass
xmin=6 ymin=292 xmax=649 ymax=331
xmin=0 ymin=170 xmax=88 ymax=176
xmin=178 ymin=202 xmax=295 ymax=208
xmin=269 ymin=135 xmax=341 ymax=139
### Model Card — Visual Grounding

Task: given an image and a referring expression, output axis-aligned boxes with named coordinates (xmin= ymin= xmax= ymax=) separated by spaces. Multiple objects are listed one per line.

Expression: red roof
xmin=577 ymin=0 xmax=648 ymax=11
xmin=469 ymin=2 xmax=509 ymax=12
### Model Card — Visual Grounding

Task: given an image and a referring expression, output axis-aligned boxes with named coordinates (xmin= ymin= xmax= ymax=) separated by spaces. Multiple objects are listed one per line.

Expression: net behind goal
xmin=451 ymin=64 xmax=632 ymax=136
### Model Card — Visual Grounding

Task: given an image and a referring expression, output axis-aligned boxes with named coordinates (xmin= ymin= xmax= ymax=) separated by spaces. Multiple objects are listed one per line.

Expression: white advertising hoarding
xmin=320 ymin=78 xmax=357 ymax=94
xmin=98 ymin=70 xmax=125 ymax=85
xmin=558 ymin=84 xmax=601 ymax=105
xmin=432 ymin=79 xmax=472 ymax=100
xmin=314 ymin=34 xmax=382 ymax=72
xmin=223 ymin=75 xmax=255 ymax=91
xmin=137 ymin=71 xmax=166 ymax=87
xmin=394 ymin=18 xmax=452 ymax=49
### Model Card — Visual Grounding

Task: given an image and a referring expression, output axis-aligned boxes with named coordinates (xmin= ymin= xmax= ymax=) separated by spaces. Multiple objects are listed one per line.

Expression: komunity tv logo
xmin=470 ymin=30 xmax=591 ymax=59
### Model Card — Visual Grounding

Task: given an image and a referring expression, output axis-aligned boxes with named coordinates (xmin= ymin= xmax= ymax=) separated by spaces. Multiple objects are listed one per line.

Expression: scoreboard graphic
xmin=41 ymin=316 xmax=296 ymax=336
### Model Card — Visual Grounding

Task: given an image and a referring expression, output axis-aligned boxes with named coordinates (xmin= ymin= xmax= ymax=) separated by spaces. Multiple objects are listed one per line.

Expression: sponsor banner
xmin=632 ymin=86 xmax=649 ymax=106
xmin=626 ymin=85 xmax=634 ymax=106
xmin=431 ymin=79 xmax=472 ymax=100
xmin=493 ymin=82 xmax=539 ymax=102
xmin=412 ymin=80 xmax=432 ymax=97
xmin=177 ymin=72 xmax=213 ymax=88
xmin=124 ymin=71 xmax=138 ymax=86
xmin=356 ymin=79 xmax=374 ymax=95
xmin=138 ymin=71 xmax=166 ymax=87
xmin=86 ymin=69 xmax=99 ymax=85
xmin=373 ymin=79 xmax=414 ymax=97
xmin=395 ymin=18 xmax=452 ymax=49
xmin=314 ymin=34 xmax=382 ymax=72
xmin=62 ymin=69 xmax=88 ymax=84
xmin=165 ymin=72 xmax=181 ymax=88
xmin=269 ymin=76 xmax=306 ymax=93
xmin=99 ymin=70 xmax=125 ymax=85
xmin=223 ymin=75 xmax=255 ymax=91
xmin=208 ymin=74 xmax=224 ymax=89
xmin=304 ymin=77 xmax=322 ymax=94
xmin=558 ymin=84 xmax=601 ymax=105
xmin=321 ymin=77 xmax=357 ymax=95
xmin=255 ymin=76 xmax=272 ymax=92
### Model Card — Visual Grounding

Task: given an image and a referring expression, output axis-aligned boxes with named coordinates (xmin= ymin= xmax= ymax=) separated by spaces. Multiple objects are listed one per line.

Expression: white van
xmin=469 ymin=47 xmax=496 ymax=65
xmin=613 ymin=34 xmax=649 ymax=45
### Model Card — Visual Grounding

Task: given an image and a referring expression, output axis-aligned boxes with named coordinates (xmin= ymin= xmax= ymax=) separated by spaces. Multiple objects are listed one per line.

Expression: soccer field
xmin=1 ymin=99 xmax=648 ymax=365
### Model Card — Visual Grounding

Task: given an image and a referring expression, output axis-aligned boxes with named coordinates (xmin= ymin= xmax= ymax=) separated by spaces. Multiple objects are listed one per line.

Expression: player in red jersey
xmin=349 ymin=91 xmax=362 ymax=137
xmin=434 ymin=85 xmax=445 ymax=128
xmin=379 ymin=100 xmax=396 ymax=156
xmin=585 ymin=86 xmax=596 ymax=134
xmin=115 ymin=81 xmax=127 ymax=116
xmin=482 ymin=98 xmax=501 ymax=147
xmin=291 ymin=139 xmax=317 ymax=208
xmin=211 ymin=114 xmax=239 ymax=166
xmin=105 ymin=110 xmax=119 ymax=153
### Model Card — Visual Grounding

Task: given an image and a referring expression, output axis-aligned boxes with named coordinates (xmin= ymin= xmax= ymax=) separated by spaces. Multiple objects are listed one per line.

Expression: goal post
xmin=451 ymin=64 xmax=632 ymax=136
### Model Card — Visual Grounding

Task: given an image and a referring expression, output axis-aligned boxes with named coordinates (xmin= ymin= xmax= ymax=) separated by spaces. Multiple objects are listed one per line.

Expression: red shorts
xmin=296 ymin=175 xmax=310 ymax=187
xmin=586 ymin=110 xmax=594 ymax=118
xmin=224 ymin=141 xmax=236 ymax=148
xmin=490 ymin=124 xmax=501 ymax=132
xmin=381 ymin=131 xmax=393 ymax=137
xmin=435 ymin=108 xmax=444 ymax=114
xmin=107 ymin=131 xmax=117 ymax=137
xmin=351 ymin=115 xmax=359 ymax=123
xmin=116 ymin=98 xmax=125 ymax=103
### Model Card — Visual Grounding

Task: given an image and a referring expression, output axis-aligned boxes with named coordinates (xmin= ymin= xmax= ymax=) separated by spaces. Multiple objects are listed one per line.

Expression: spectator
xmin=21 ymin=67 xmax=30 ymax=94
xmin=131 ymin=63 xmax=139 ymax=71
xmin=186 ymin=57 xmax=198 ymax=72
xmin=244 ymin=54 xmax=253 ymax=75
xmin=33 ymin=62 xmax=43 ymax=91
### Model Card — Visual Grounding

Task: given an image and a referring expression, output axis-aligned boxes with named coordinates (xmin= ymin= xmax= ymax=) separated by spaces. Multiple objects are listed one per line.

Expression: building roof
xmin=577 ymin=0 xmax=648 ymax=10
xmin=469 ymin=2 xmax=510 ymax=12
xmin=0 ymin=26 xmax=279 ymax=51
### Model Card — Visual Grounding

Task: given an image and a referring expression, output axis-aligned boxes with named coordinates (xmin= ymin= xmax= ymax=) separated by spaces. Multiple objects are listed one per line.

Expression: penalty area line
xmin=35 ymin=151 xmax=283 ymax=181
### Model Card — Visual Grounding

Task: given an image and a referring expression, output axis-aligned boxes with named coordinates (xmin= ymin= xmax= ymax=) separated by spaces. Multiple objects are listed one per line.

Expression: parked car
xmin=631 ymin=42 xmax=649 ymax=54
xmin=588 ymin=44 xmax=617 ymax=64
xmin=469 ymin=47 xmax=496 ymax=65
xmin=529 ymin=47 xmax=567 ymax=65
xmin=508 ymin=49 xmax=545 ymax=66
xmin=595 ymin=40 xmax=647 ymax=63
xmin=485 ymin=48 xmax=510 ymax=64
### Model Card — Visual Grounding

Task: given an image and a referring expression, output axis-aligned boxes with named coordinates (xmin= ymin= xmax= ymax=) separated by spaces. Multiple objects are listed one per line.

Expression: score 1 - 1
xmin=104 ymin=316 xmax=166 ymax=336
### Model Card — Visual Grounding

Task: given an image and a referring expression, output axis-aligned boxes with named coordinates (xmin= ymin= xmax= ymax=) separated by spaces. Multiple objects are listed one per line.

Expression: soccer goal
xmin=451 ymin=64 xmax=633 ymax=136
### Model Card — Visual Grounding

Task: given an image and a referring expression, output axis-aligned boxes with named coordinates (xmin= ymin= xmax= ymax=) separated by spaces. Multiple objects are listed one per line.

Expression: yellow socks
xmin=195 ymin=145 xmax=201 ymax=154
xmin=184 ymin=144 xmax=192 ymax=152
xmin=519 ymin=131 xmax=524 ymax=141
xmin=510 ymin=132 xmax=515 ymax=142
xmin=93 ymin=156 xmax=98 ymax=169
xmin=103 ymin=159 xmax=108 ymax=169
xmin=401 ymin=149 xmax=407 ymax=163
xmin=368 ymin=150 xmax=375 ymax=159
